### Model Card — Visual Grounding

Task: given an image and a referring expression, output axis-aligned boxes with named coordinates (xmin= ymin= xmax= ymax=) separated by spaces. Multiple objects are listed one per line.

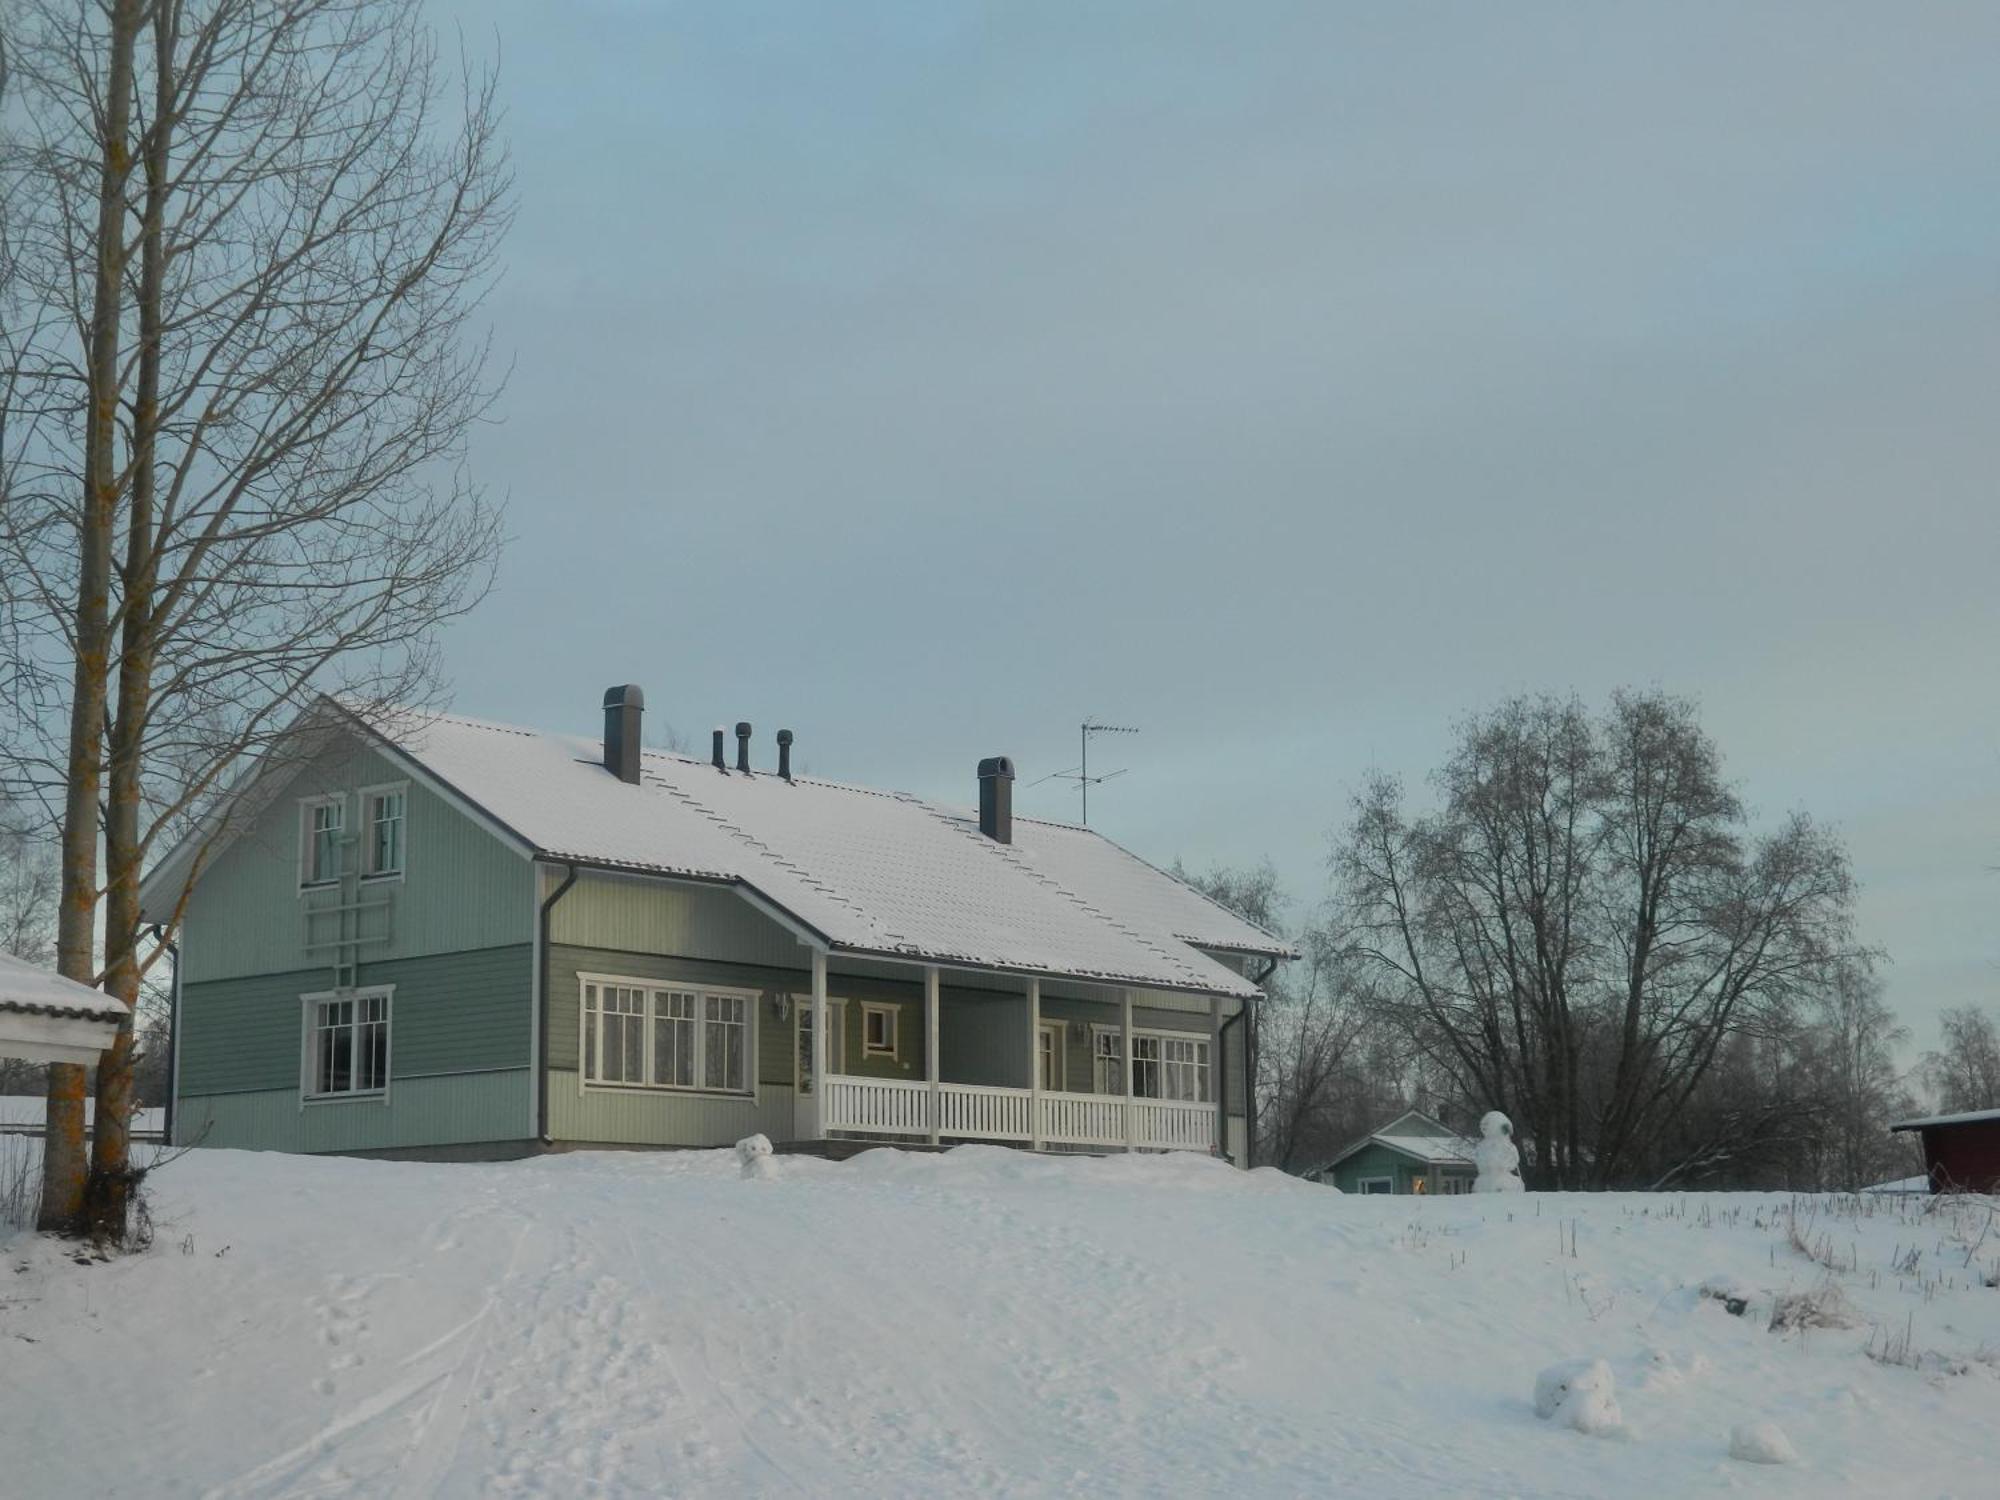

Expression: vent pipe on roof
xmin=777 ymin=729 xmax=794 ymax=782
xmin=735 ymin=721 xmax=753 ymax=774
xmin=602 ymin=685 xmax=644 ymax=784
xmin=711 ymin=727 xmax=726 ymax=770
xmin=977 ymin=755 xmax=1015 ymax=844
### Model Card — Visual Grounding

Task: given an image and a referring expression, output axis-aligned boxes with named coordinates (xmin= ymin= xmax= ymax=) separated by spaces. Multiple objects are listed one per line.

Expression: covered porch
xmin=799 ymin=952 xmax=1229 ymax=1155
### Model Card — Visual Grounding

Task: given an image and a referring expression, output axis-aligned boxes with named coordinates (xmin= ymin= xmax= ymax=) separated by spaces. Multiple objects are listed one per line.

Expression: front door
xmin=793 ymin=997 xmax=846 ymax=1137
xmin=1037 ymin=1021 xmax=1064 ymax=1093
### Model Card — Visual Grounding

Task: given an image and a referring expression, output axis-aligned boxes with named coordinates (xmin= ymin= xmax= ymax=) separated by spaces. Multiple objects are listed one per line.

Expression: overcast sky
xmin=432 ymin=2 xmax=1998 ymax=1048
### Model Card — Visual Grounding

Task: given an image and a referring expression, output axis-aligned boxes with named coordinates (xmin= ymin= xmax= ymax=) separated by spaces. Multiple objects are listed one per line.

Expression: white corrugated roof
xmin=0 ymin=952 xmax=128 ymax=1024
xmin=349 ymin=706 xmax=1264 ymax=999
xmin=935 ymin=811 xmax=1297 ymax=960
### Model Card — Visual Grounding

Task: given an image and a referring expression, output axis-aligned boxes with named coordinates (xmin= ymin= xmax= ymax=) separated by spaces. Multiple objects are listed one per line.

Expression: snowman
xmin=1473 ymin=1110 xmax=1524 ymax=1193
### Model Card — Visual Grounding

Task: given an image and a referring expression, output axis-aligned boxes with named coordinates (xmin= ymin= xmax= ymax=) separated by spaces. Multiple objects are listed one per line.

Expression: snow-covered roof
xmin=1316 ymin=1110 xmax=1480 ymax=1173
xmin=1372 ymin=1133 xmax=1478 ymax=1166
xmin=936 ymin=811 xmax=1297 ymax=961
xmin=0 ymin=951 xmax=127 ymax=1024
xmin=149 ymin=702 xmax=1270 ymax=1001
xmin=1890 ymin=1108 xmax=2000 ymax=1132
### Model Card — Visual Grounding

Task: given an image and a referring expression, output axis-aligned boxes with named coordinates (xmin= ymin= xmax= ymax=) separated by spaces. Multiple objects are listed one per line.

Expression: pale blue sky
xmin=433 ymin=3 xmax=1999 ymax=1049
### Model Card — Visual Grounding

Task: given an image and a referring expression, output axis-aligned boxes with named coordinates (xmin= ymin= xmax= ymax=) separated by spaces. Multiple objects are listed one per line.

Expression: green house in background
xmin=1312 ymin=1110 xmax=1479 ymax=1194
xmin=139 ymin=687 xmax=1294 ymax=1163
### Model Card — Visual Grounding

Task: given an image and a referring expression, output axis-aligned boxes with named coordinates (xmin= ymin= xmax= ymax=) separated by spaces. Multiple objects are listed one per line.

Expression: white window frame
xmin=859 ymin=1001 xmax=899 ymax=1060
xmin=298 ymin=794 xmax=346 ymax=890
xmin=577 ymin=973 xmax=759 ymax=1098
xmin=1037 ymin=1021 xmax=1064 ymax=1093
xmin=1090 ymin=1025 xmax=1211 ymax=1103
xmin=299 ymin=985 xmax=394 ymax=1105
xmin=358 ymin=781 xmax=408 ymax=883
xmin=1358 ymin=1175 xmax=1395 ymax=1195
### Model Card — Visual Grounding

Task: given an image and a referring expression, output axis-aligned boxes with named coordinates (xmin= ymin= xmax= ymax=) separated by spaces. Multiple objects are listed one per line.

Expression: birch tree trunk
xmin=88 ymin=0 xmax=175 ymax=1241
xmin=38 ymin=0 xmax=144 ymax=1237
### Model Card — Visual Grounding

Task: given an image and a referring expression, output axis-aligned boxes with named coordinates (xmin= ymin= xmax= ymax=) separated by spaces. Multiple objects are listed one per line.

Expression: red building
xmin=1889 ymin=1108 xmax=2000 ymax=1194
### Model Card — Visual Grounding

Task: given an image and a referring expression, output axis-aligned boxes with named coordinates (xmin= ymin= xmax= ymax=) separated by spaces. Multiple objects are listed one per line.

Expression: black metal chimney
xmin=711 ymin=727 xmax=726 ymax=770
xmin=735 ymin=721 xmax=753 ymax=774
xmin=777 ymin=729 xmax=794 ymax=781
xmin=602 ymin=685 xmax=644 ymax=784
xmin=977 ymin=756 xmax=1015 ymax=844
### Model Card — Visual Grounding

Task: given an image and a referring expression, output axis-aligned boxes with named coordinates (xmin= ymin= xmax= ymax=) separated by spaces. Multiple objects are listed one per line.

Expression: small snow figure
xmin=1473 ymin=1110 xmax=1524 ymax=1193
xmin=1728 ymin=1421 xmax=1797 ymax=1465
xmin=1533 ymin=1358 xmax=1623 ymax=1437
xmin=735 ymin=1133 xmax=775 ymax=1181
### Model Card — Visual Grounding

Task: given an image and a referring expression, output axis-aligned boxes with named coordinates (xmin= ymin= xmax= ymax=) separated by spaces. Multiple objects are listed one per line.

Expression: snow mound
xmin=1636 ymin=1347 xmax=1711 ymax=1392
xmin=1533 ymin=1357 xmax=1624 ymax=1436
xmin=1729 ymin=1420 xmax=1799 ymax=1465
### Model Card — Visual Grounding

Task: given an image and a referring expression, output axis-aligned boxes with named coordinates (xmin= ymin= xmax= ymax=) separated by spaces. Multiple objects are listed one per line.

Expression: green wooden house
xmin=1312 ymin=1110 xmax=1478 ymax=1194
xmin=140 ymin=688 xmax=1294 ymax=1163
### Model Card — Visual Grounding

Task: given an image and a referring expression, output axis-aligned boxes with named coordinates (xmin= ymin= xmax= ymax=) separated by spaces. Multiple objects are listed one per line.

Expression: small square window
xmin=861 ymin=1002 xmax=898 ymax=1059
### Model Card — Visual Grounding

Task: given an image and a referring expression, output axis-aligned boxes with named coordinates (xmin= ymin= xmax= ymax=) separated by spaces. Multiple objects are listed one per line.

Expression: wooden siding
xmin=547 ymin=1071 xmax=796 ymax=1147
xmin=176 ymin=1069 xmax=529 ymax=1153
xmin=178 ymin=945 xmax=532 ymax=1097
xmin=546 ymin=871 xmax=804 ymax=968
xmin=183 ymin=731 xmax=532 ymax=986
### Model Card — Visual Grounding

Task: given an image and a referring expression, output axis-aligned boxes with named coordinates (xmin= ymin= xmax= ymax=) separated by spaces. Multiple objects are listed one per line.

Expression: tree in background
xmin=1921 ymin=1006 xmax=2000 ymax=1115
xmin=1334 ymin=691 xmax=1863 ymax=1189
xmin=1175 ymin=860 xmax=1422 ymax=1171
xmin=1 ymin=0 xmax=509 ymax=1240
xmin=0 ymin=803 xmax=61 ymax=1095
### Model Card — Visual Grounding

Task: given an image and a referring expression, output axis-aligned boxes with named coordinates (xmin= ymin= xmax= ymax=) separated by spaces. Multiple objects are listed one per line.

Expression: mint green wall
xmin=176 ymin=1070 xmax=530 ymax=1154
xmin=178 ymin=945 xmax=533 ymax=1097
xmin=182 ymin=731 xmax=532 ymax=987
xmin=1329 ymin=1143 xmax=1475 ymax=1194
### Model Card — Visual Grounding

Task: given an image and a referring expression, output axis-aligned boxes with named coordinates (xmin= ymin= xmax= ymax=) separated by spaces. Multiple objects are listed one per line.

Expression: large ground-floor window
xmin=581 ymin=975 xmax=756 ymax=1094
xmin=302 ymin=986 xmax=391 ymax=1100
xmin=1091 ymin=1027 xmax=1211 ymax=1103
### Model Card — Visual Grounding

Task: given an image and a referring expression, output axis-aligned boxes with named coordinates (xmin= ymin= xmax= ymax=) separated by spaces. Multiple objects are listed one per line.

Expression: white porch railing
xmin=820 ymin=1075 xmax=1216 ymax=1152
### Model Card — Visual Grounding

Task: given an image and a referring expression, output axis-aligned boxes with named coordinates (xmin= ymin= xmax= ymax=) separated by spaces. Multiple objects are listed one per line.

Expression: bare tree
xmin=1921 ymin=1006 xmax=2000 ymax=1115
xmin=1 ymin=0 xmax=509 ymax=1240
xmin=1336 ymin=691 xmax=1862 ymax=1188
xmin=0 ymin=800 xmax=61 ymax=1095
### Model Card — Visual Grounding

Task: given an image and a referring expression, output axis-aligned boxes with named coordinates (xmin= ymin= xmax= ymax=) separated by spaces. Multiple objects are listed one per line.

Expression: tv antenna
xmin=1035 ymin=720 xmax=1138 ymax=826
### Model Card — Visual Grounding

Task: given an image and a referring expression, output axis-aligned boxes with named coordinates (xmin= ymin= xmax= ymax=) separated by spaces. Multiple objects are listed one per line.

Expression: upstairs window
xmin=305 ymin=989 xmax=390 ymax=1099
xmin=302 ymin=798 xmax=344 ymax=886
xmin=363 ymin=787 xmax=406 ymax=878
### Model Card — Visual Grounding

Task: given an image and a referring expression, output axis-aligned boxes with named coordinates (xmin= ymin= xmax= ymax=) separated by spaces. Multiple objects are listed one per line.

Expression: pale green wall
xmin=183 ymin=731 xmax=532 ymax=987
xmin=178 ymin=945 xmax=533 ymax=1098
xmin=177 ymin=1069 xmax=530 ymax=1153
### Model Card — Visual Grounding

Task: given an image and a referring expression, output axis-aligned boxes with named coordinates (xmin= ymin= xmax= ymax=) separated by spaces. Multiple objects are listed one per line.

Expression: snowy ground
xmin=3 ymin=1146 xmax=1998 ymax=1498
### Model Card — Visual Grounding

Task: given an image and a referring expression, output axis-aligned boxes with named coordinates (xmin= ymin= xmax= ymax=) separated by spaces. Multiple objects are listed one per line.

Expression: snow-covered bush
xmin=1768 ymin=1279 xmax=1860 ymax=1334
xmin=1533 ymin=1358 xmax=1622 ymax=1436
xmin=1728 ymin=1421 xmax=1798 ymax=1465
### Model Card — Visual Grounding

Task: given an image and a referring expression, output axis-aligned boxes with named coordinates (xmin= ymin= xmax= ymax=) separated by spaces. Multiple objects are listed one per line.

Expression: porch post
xmin=925 ymin=964 xmax=941 ymax=1147
xmin=810 ymin=947 xmax=829 ymax=1140
xmin=1209 ymin=994 xmax=1224 ymax=1157
xmin=1028 ymin=977 xmax=1043 ymax=1151
xmin=1121 ymin=989 xmax=1135 ymax=1152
